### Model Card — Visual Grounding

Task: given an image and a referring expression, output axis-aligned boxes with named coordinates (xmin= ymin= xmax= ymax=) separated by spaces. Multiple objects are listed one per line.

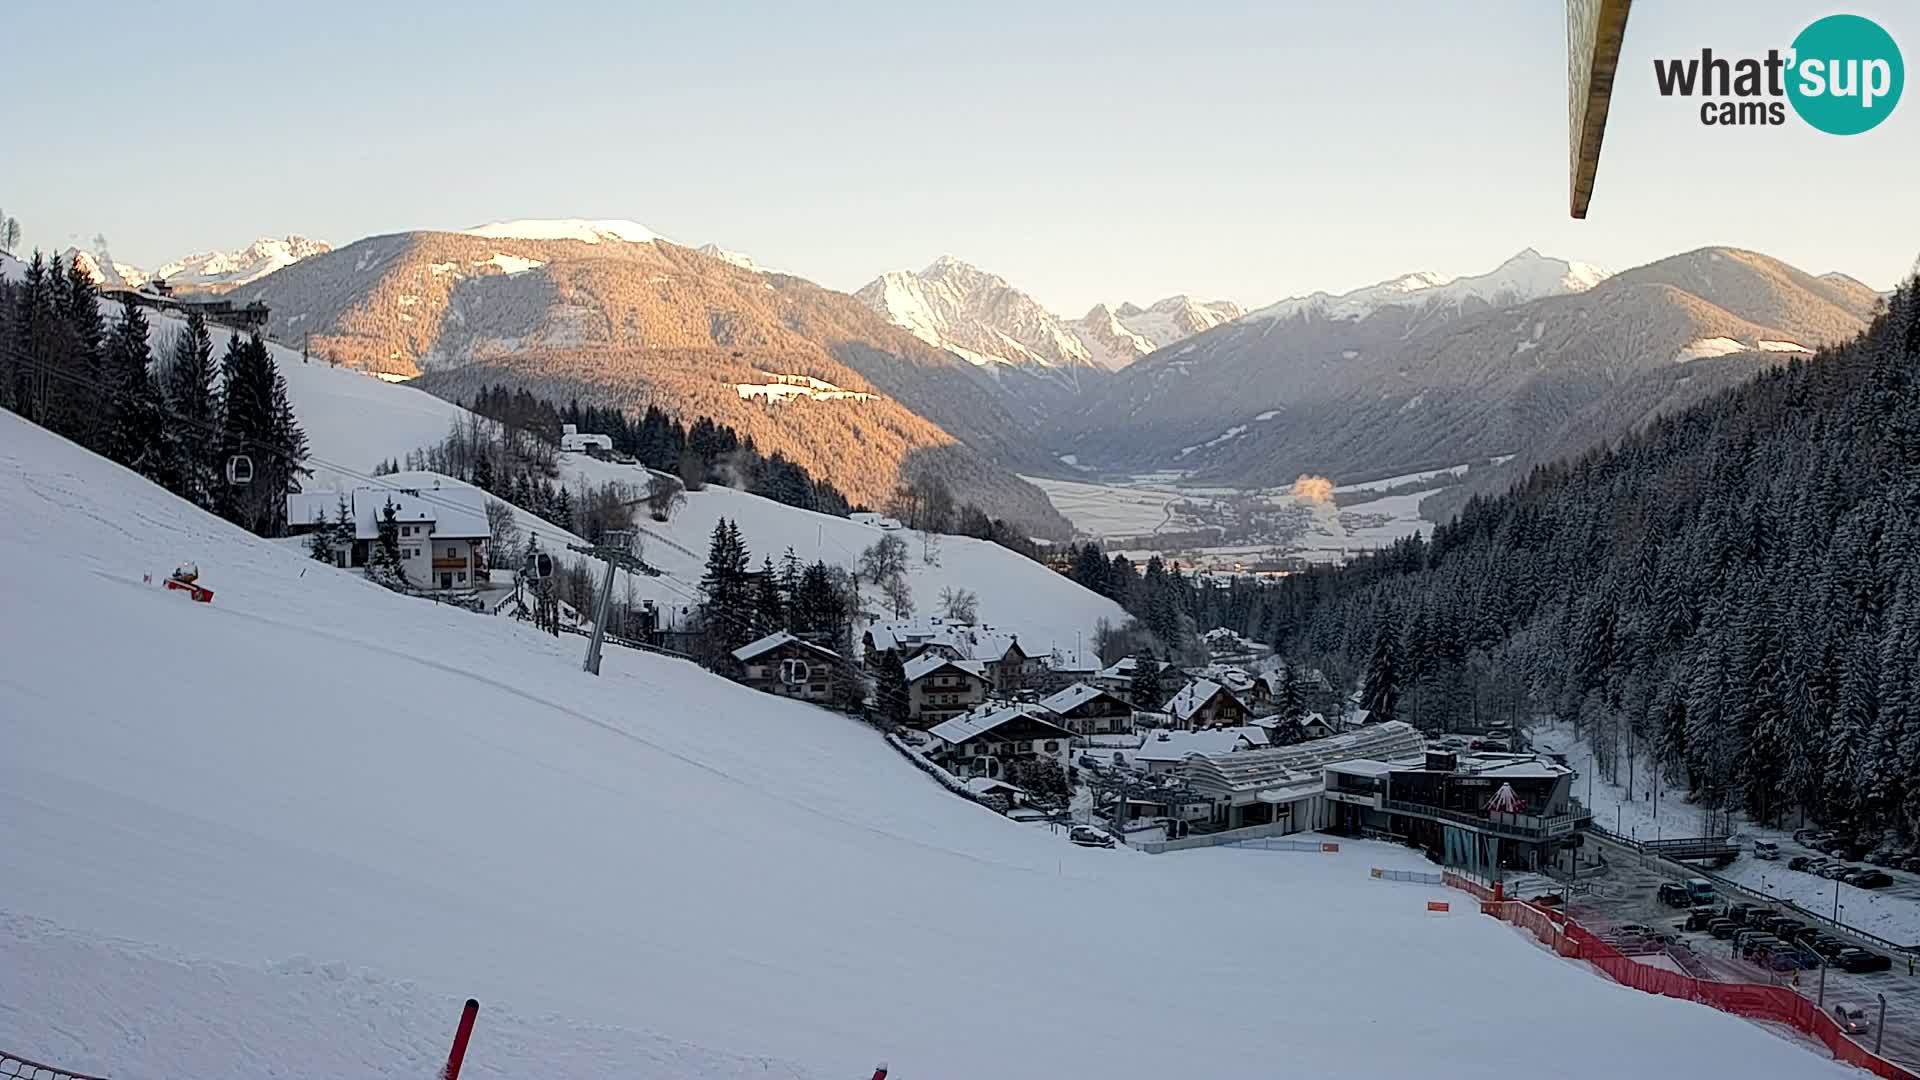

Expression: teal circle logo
xmin=1787 ymin=14 xmax=1903 ymax=134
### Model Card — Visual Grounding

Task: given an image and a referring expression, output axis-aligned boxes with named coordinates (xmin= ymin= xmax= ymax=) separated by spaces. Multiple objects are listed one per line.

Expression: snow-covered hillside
xmin=240 ymin=331 xmax=1126 ymax=652
xmin=0 ymin=410 xmax=1858 ymax=1079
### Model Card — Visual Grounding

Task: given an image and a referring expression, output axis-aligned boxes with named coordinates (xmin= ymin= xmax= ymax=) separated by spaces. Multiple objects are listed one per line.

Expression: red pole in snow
xmin=443 ymin=998 xmax=479 ymax=1080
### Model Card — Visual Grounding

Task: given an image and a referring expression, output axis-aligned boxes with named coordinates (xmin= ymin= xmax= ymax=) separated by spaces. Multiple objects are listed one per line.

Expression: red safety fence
xmin=2 ymin=1050 xmax=111 ymax=1080
xmin=1441 ymin=870 xmax=1496 ymax=903
xmin=1481 ymin=900 xmax=1919 ymax=1080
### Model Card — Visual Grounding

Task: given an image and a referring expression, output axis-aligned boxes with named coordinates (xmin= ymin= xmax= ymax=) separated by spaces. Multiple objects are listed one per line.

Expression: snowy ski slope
xmin=0 ymin=411 xmax=1860 ymax=1078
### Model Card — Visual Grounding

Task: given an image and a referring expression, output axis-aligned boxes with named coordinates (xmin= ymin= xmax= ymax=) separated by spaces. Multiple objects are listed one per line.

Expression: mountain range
xmin=854 ymin=255 xmax=1241 ymax=376
xmin=1058 ymin=247 xmax=1881 ymax=491
xmin=66 ymin=235 xmax=332 ymax=291
xmin=75 ymin=214 xmax=1882 ymax=546
xmin=226 ymin=224 xmax=1070 ymax=537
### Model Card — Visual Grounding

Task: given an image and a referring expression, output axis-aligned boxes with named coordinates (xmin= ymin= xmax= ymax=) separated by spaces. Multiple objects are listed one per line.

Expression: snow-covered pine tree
xmin=1128 ymin=652 xmax=1164 ymax=710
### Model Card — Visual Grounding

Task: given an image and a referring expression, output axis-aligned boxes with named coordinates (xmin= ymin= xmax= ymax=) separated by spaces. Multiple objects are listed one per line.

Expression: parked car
xmin=1755 ymin=840 xmax=1780 ymax=860
xmin=1833 ymin=1002 xmax=1873 ymax=1035
xmin=1901 ymin=855 xmax=1920 ymax=873
xmin=1852 ymin=870 xmax=1894 ymax=889
xmin=1686 ymin=907 xmax=1719 ymax=931
xmin=1794 ymin=828 xmax=1819 ymax=843
xmin=1725 ymin=903 xmax=1754 ymax=925
xmin=1789 ymin=855 xmax=1817 ymax=872
xmin=1838 ymin=949 xmax=1893 ymax=973
xmin=1772 ymin=919 xmax=1807 ymax=940
xmin=1658 ymin=882 xmax=1693 ymax=907
xmin=1867 ymin=850 xmax=1896 ymax=867
xmin=1709 ymin=919 xmax=1738 ymax=939
xmin=1068 ymin=825 xmax=1115 ymax=848
xmin=1818 ymin=863 xmax=1856 ymax=879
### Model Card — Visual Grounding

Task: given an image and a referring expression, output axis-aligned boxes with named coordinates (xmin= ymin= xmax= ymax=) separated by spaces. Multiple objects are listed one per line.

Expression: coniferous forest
xmin=0 ymin=252 xmax=309 ymax=536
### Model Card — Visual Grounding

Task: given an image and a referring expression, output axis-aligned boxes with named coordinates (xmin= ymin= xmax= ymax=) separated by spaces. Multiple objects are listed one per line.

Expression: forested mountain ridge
xmin=235 ymin=230 xmax=1069 ymax=537
xmin=1264 ymin=272 xmax=1920 ymax=842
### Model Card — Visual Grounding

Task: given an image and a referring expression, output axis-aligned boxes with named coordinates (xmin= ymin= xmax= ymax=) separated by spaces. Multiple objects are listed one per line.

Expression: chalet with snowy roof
xmin=287 ymin=484 xmax=489 ymax=591
xmin=1033 ymin=647 xmax=1101 ymax=692
xmin=864 ymin=620 xmax=1044 ymax=692
xmin=904 ymin=654 xmax=990 ymax=727
xmin=1094 ymin=656 xmax=1185 ymax=703
xmin=1132 ymin=727 xmax=1270 ymax=775
xmin=927 ymin=705 xmax=1075 ymax=780
xmin=1165 ymin=679 xmax=1250 ymax=731
xmin=1038 ymin=682 xmax=1135 ymax=737
xmin=972 ymin=632 xmax=1042 ymax=692
xmin=730 ymin=631 xmax=847 ymax=703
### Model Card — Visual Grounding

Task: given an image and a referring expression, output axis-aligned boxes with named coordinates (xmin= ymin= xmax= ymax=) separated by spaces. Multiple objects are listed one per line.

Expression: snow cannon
xmin=164 ymin=562 xmax=214 ymax=603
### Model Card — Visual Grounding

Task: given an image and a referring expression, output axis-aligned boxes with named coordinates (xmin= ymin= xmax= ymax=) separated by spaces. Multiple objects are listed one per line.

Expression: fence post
xmin=444 ymin=998 xmax=479 ymax=1080
xmin=1875 ymin=993 xmax=1886 ymax=1056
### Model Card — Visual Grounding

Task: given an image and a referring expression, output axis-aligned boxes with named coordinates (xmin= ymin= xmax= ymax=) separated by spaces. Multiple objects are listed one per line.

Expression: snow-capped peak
xmin=154 ymin=236 xmax=331 ymax=287
xmin=1250 ymin=250 xmax=1608 ymax=323
xmin=459 ymin=219 xmax=664 ymax=245
xmin=696 ymin=243 xmax=755 ymax=269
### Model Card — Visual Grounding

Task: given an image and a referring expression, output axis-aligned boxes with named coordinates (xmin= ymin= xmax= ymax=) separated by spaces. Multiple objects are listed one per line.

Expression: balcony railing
xmin=1380 ymin=798 xmax=1579 ymax=842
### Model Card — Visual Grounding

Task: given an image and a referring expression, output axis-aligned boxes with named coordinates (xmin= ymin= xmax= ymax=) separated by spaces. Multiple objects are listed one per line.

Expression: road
xmin=1568 ymin=830 xmax=1920 ymax=1071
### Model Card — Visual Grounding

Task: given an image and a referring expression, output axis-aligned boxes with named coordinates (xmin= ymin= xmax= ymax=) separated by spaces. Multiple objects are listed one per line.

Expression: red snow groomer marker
xmin=164 ymin=562 xmax=214 ymax=603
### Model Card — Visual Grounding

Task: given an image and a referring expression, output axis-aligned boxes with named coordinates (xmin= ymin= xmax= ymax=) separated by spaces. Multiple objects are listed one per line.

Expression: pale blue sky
xmin=7 ymin=0 xmax=1916 ymax=311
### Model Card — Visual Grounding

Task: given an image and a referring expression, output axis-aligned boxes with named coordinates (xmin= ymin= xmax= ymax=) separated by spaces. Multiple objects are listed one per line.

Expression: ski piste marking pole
xmin=443 ymin=998 xmax=479 ymax=1080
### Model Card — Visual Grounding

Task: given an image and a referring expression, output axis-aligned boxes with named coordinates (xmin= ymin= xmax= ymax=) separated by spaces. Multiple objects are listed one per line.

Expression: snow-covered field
xmin=1533 ymin=723 xmax=1920 ymax=946
xmin=1027 ymin=471 xmax=1442 ymax=565
xmin=0 ymin=413 xmax=1861 ymax=1078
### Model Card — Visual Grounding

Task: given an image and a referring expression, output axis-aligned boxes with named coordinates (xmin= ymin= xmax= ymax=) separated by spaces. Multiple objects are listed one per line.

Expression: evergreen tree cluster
xmin=1252 ymin=277 xmax=1920 ymax=843
xmin=0 ymin=252 xmax=308 ymax=536
xmin=698 ymin=519 xmax=856 ymax=663
xmin=464 ymin=384 xmax=854 ymax=517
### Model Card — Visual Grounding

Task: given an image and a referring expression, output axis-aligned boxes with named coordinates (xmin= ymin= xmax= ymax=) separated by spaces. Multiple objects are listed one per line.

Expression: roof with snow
xmin=1096 ymin=656 xmax=1174 ymax=681
xmin=928 ymin=706 xmax=1073 ymax=747
xmin=1178 ymin=721 xmax=1426 ymax=796
xmin=1167 ymin=679 xmax=1242 ymax=724
xmin=903 ymin=654 xmax=987 ymax=683
xmin=731 ymin=630 xmax=841 ymax=664
xmin=1038 ymin=682 xmax=1124 ymax=715
xmin=1135 ymin=729 xmax=1257 ymax=763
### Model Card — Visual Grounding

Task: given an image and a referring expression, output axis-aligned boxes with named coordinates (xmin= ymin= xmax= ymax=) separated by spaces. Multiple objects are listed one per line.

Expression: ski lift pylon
xmin=226 ymin=454 xmax=254 ymax=485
